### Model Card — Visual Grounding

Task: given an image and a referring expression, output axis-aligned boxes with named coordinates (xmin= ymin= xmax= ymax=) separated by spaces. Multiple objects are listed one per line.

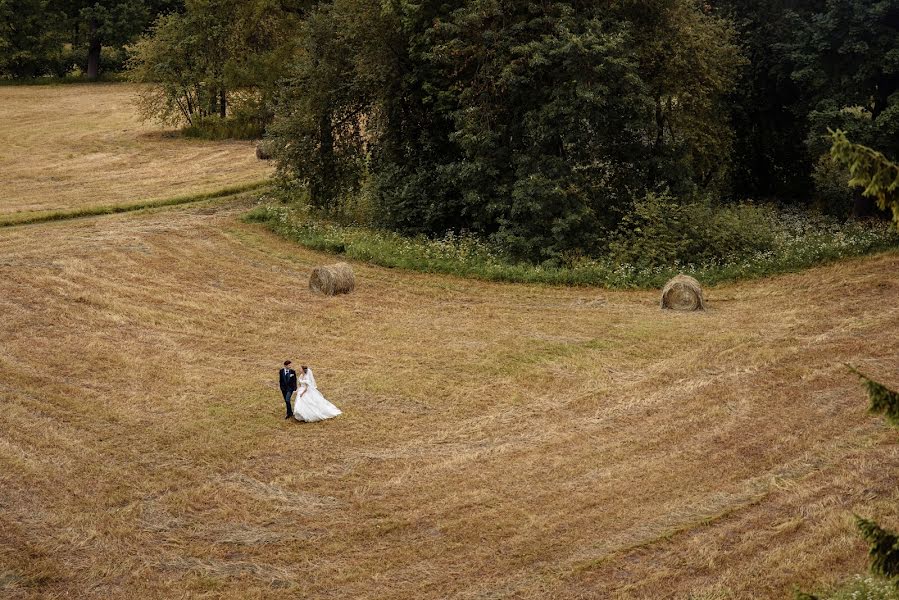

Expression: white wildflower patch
xmin=249 ymin=202 xmax=899 ymax=288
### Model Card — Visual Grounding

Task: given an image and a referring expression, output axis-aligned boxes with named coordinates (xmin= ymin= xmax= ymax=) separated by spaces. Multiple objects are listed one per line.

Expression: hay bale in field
xmin=660 ymin=274 xmax=705 ymax=311
xmin=255 ymin=141 xmax=273 ymax=160
xmin=309 ymin=262 xmax=355 ymax=296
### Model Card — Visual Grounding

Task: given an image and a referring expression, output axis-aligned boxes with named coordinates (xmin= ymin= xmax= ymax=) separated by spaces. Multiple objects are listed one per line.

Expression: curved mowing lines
xmin=0 ymin=83 xmax=272 ymax=217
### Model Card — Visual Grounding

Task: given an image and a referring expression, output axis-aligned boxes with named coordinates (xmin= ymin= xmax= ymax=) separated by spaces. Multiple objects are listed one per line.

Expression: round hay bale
xmin=309 ymin=262 xmax=355 ymax=296
xmin=660 ymin=274 xmax=705 ymax=311
xmin=255 ymin=141 xmax=273 ymax=160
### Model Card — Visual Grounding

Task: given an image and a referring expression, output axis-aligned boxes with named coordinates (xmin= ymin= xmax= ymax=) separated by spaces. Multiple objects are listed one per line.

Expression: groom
xmin=279 ymin=360 xmax=298 ymax=419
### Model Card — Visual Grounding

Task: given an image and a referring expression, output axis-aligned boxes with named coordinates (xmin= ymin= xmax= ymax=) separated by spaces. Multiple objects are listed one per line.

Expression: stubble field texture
xmin=0 ymin=83 xmax=271 ymax=222
xmin=1 ymin=84 xmax=898 ymax=600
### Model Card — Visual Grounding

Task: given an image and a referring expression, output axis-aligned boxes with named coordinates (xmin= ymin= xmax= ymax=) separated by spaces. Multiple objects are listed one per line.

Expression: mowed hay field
xmin=0 ymin=84 xmax=270 ymax=218
xmin=0 ymin=198 xmax=898 ymax=599
xmin=2 ymin=84 xmax=899 ymax=600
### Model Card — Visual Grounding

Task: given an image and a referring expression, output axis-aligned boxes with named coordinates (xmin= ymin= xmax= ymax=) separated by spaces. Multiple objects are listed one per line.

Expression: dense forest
xmin=3 ymin=0 xmax=897 ymax=261
xmin=0 ymin=0 xmax=182 ymax=78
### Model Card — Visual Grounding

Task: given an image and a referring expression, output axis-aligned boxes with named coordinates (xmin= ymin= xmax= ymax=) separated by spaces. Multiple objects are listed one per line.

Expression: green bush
xmin=812 ymin=154 xmax=855 ymax=217
xmin=246 ymin=196 xmax=899 ymax=289
xmin=183 ymin=114 xmax=265 ymax=140
xmin=608 ymin=192 xmax=775 ymax=269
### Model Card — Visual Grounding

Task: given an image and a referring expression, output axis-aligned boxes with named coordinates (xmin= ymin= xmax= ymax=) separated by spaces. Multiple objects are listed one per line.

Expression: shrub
xmin=247 ymin=197 xmax=899 ymax=289
xmin=608 ymin=192 xmax=775 ymax=269
xmin=183 ymin=114 xmax=264 ymax=140
xmin=812 ymin=154 xmax=855 ymax=217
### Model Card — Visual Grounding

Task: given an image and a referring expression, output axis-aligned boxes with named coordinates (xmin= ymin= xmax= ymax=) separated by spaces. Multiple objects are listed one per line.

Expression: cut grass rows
xmin=2 ymin=82 xmax=898 ymax=599
xmin=2 ymin=200 xmax=898 ymax=599
xmin=0 ymin=83 xmax=272 ymax=216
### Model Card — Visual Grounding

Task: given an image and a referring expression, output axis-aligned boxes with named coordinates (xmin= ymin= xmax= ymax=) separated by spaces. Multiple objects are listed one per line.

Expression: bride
xmin=294 ymin=366 xmax=342 ymax=422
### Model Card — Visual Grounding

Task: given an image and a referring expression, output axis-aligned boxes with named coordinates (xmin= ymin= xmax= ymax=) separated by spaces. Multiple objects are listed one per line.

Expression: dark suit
xmin=279 ymin=368 xmax=298 ymax=417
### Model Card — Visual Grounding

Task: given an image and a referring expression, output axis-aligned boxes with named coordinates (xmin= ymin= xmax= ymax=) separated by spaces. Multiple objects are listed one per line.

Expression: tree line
xmin=0 ymin=0 xmax=182 ymax=78
xmin=3 ymin=0 xmax=897 ymax=261
xmin=265 ymin=0 xmax=899 ymax=261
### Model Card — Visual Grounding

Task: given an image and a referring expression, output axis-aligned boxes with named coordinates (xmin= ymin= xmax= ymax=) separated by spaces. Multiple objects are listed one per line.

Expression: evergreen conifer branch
xmin=830 ymin=131 xmax=899 ymax=227
xmin=847 ymin=365 xmax=899 ymax=428
xmin=855 ymin=516 xmax=899 ymax=579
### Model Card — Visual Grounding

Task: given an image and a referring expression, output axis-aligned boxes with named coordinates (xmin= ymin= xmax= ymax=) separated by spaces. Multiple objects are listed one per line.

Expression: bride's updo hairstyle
xmin=301 ymin=365 xmax=308 ymax=373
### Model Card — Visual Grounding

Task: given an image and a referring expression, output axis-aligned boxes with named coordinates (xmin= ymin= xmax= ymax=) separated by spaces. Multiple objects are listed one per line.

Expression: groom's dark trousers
xmin=279 ymin=367 xmax=298 ymax=418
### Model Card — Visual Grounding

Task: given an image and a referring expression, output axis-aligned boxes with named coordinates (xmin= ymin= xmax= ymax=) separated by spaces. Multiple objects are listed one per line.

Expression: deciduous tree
xmin=129 ymin=0 xmax=304 ymax=131
xmin=271 ymin=0 xmax=745 ymax=261
xmin=0 ymin=0 xmax=65 ymax=78
xmin=786 ymin=0 xmax=899 ymax=214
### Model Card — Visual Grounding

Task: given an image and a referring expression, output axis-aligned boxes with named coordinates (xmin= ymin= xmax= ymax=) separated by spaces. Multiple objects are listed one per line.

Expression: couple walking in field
xmin=278 ymin=360 xmax=342 ymax=422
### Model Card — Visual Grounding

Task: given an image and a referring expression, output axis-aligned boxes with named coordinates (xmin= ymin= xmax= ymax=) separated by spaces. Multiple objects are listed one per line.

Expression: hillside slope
xmin=0 ymin=199 xmax=897 ymax=598
xmin=0 ymin=84 xmax=270 ymax=218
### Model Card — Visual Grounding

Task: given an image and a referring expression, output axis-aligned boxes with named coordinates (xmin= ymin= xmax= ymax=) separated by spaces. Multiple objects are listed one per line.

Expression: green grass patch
xmin=798 ymin=575 xmax=899 ymax=599
xmin=0 ymin=180 xmax=270 ymax=228
xmin=182 ymin=115 xmax=265 ymax=140
xmin=245 ymin=202 xmax=899 ymax=289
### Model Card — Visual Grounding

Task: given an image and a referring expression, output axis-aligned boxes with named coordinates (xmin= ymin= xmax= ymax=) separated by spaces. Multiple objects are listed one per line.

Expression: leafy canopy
xmin=129 ymin=0 xmax=304 ymax=130
xmin=270 ymin=0 xmax=745 ymax=261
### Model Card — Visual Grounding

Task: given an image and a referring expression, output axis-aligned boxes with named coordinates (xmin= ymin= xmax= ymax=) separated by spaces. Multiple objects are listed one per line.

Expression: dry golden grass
xmin=0 ymin=84 xmax=271 ymax=218
xmin=1 ymin=196 xmax=898 ymax=599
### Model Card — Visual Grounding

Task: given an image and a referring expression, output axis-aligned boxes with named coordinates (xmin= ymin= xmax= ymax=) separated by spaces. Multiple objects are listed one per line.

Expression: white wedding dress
xmin=294 ymin=368 xmax=342 ymax=422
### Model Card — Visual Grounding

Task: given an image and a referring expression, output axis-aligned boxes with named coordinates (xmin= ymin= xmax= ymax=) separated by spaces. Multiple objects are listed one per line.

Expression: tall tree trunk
xmin=194 ymin=85 xmax=204 ymax=117
xmin=185 ymin=92 xmax=194 ymax=125
xmin=219 ymin=89 xmax=227 ymax=119
xmin=87 ymin=19 xmax=101 ymax=80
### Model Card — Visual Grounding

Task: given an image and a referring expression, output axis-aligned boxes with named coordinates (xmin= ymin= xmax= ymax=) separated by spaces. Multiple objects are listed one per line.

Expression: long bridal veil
xmin=294 ymin=368 xmax=342 ymax=422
